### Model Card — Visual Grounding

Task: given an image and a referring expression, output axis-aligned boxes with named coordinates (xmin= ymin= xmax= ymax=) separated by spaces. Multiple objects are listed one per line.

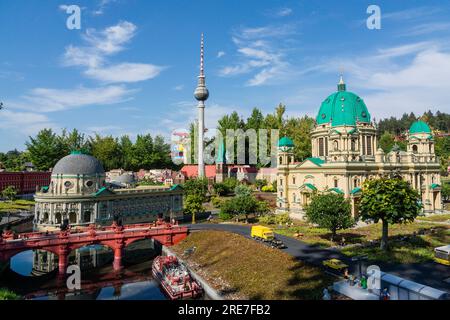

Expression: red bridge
xmin=0 ymin=220 xmax=188 ymax=275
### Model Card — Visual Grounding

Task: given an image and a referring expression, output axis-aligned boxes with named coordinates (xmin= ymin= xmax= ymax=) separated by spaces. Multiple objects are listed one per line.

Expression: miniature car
xmin=322 ymin=258 xmax=348 ymax=271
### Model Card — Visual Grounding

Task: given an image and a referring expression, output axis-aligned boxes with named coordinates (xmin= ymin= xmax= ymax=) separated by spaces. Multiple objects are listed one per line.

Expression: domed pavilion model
xmin=277 ymin=76 xmax=443 ymax=217
xmin=33 ymin=151 xmax=183 ymax=231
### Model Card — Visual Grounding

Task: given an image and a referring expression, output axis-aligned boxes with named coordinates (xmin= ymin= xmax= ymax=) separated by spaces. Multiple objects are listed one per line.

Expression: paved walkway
xmin=187 ymin=223 xmax=450 ymax=293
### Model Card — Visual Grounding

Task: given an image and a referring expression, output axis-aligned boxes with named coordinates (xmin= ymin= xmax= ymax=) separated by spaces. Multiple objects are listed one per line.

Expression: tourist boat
xmin=151 ymin=255 xmax=203 ymax=300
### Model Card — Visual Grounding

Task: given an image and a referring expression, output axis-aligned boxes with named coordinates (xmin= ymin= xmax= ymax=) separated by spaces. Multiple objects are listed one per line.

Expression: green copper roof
xmin=278 ymin=136 xmax=294 ymax=148
xmin=351 ymin=187 xmax=362 ymax=194
xmin=302 ymin=183 xmax=317 ymax=191
xmin=170 ymin=184 xmax=183 ymax=191
xmin=410 ymin=121 xmax=431 ymax=134
xmin=305 ymin=157 xmax=325 ymax=167
xmin=92 ymin=187 xmax=109 ymax=197
xmin=316 ymin=80 xmax=371 ymax=127
xmin=430 ymin=183 xmax=441 ymax=189
xmin=70 ymin=150 xmax=83 ymax=155
xmin=330 ymin=188 xmax=344 ymax=194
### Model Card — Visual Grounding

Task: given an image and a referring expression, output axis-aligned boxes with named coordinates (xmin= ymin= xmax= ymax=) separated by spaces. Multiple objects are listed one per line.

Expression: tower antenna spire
xmin=200 ymin=33 xmax=204 ymax=78
xmin=194 ymin=33 xmax=209 ymax=179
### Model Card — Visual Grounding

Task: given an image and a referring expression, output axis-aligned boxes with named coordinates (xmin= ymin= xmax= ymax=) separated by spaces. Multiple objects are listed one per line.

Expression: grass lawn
xmin=417 ymin=214 xmax=450 ymax=222
xmin=0 ymin=200 xmax=34 ymax=214
xmin=341 ymin=227 xmax=450 ymax=264
xmin=172 ymin=230 xmax=334 ymax=300
xmin=270 ymin=220 xmax=447 ymax=248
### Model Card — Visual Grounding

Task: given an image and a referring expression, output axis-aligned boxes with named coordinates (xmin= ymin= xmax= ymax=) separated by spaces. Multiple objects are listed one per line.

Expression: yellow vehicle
xmin=322 ymin=259 xmax=348 ymax=271
xmin=251 ymin=226 xmax=286 ymax=249
xmin=251 ymin=226 xmax=275 ymax=241
xmin=434 ymin=245 xmax=450 ymax=266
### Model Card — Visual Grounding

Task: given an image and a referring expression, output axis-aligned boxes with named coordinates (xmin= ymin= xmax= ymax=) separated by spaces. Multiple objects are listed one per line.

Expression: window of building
xmin=362 ymin=136 xmax=366 ymax=155
xmin=279 ymin=178 xmax=283 ymax=186
xmin=412 ymin=145 xmax=418 ymax=154
xmin=333 ymin=140 xmax=339 ymax=151
xmin=366 ymin=136 xmax=372 ymax=155
xmin=351 ymin=139 xmax=356 ymax=151
xmin=325 ymin=137 xmax=329 ymax=156
xmin=318 ymin=138 xmax=324 ymax=157
xmin=292 ymin=176 xmax=296 ymax=184
xmin=334 ymin=179 xmax=338 ymax=188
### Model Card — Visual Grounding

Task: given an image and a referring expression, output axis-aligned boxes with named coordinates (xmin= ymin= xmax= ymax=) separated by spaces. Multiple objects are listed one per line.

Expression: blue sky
xmin=0 ymin=0 xmax=450 ymax=151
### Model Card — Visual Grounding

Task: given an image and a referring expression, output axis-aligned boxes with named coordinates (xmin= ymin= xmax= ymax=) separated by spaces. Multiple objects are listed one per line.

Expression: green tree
xmin=255 ymin=179 xmax=267 ymax=191
xmin=219 ymin=197 xmax=237 ymax=220
xmin=2 ymin=186 xmax=17 ymax=201
xmin=119 ymin=135 xmax=134 ymax=171
xmin=152 ymin=135 xmax=172 ymax=169
xmin=89 ymin=134 xmax=122 ymax=171
xmin=284 ymin=116 xmax=314 ymax=161
xmin=184 ymin=194 xmax=206 ymax=223
xmin=60 ymin=128 xmax=90 ymax=154
xmin=442 ymin=182 xmax=450 ymax=202
xmin=359 ymin=178 xmax=422 ymax=250
xmin=305 ymin=193 xmax=354 ymax=242
xmin=131 ymin=134 xmax=154 ymax=170
xmin=26 ymin=129 xmax=65 ymax=171
xmin=212 ymin=182 xmax=229 ymax=196
xmin=182 ymin=178 xmax=208 ymax=223
xmin=378 ymin=131 xmax=395 ymax=153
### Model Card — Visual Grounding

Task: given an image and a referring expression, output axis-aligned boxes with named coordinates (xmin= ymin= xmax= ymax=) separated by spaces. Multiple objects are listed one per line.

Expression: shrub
xmin=258 ymin=214 xmax=277 ymax=225
xmin=275 ymin=213 xmax=292 ymax=225
xmin=261 ymin=185 xmax=275 ymax=193
xmin=211 ymin=196 xmax=223 ymax=208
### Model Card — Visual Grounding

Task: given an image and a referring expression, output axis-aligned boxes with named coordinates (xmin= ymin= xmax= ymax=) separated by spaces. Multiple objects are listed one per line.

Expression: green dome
xmin=409 ymin=121 xmax=431 ymax=134
xmin=278 ymin=136 xmax=294 ymax=148
xmin=316 ymin=79 xmax=371 ymax=127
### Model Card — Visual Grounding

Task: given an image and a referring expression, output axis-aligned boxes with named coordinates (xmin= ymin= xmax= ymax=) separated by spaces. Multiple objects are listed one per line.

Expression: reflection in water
xmin=3 ymin=239 xmax=171 ymax=300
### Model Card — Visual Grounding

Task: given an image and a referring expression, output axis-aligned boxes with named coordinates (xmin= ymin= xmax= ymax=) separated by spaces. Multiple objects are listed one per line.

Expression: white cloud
xmin=400 ymin=22 xmax=450 ymax=36
xmin=0 ymin=110 xmax=54 ymax=135
xmin=275 ymin=8 xmax=293 ymax=17
xmin=85 ymin=63 xmax=165 ymax=83
xmin=217 ymin=51 xmax=226 ymax=58
xmin=173 ymin=84 xmax=184 ymax=91
xmin=92 ymin=0 xmax=117 ymax=16
xmin=219 ymin=24 xmax=294 ymax=86
xmin=8 ymin=85 xmax=135 ymax=113
xmin=62 ymin=21 xmax=165 ymax=84
xmin=84 ymin=21 xmax=136 ymax=55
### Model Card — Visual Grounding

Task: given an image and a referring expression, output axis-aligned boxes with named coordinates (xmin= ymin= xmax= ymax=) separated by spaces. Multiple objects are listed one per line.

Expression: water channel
xmin=0 ymin=239 xmax=170 ymax=300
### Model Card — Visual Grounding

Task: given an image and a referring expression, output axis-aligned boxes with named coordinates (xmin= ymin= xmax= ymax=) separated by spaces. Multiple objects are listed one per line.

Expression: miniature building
xmin=276 ymin=76 xmax=442 ymax=218
xmin=33 ymin=151 xmax=183 ymax=231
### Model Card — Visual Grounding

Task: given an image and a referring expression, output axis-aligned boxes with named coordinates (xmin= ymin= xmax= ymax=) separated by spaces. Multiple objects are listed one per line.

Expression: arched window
xmin=69 ymin=212 xmax=77 ymax=224
xmin=333 ymin=140 xmax=339 ymax=151
xmin=351 ymin=139 xmax=356 ymax=151
xmin=334 ymin=178 xmax=339 ymax=188
xmin=279 ymin=156 xmax=283 ymax=164
xmin=412 ymin=145 xmax=418 ymax=154
xmin=84 ymin=211 xmax=91 ymax=223
xmin=318 ymin=138 xmax=325 ymax=156
xmin=55 ymin=212 xmax=62 ymax=225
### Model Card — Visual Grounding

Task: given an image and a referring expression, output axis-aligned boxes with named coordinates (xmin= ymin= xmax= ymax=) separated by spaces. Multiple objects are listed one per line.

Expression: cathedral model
xmin=276 ymin=76 xmax=443 ymax=217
